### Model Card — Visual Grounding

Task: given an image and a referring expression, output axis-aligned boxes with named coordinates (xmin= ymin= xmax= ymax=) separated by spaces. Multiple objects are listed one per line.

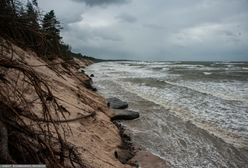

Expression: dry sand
xmin=2 ymin=42 xmax=169 ymax=168
xmin=2 ymin=44 xmax=130 ymax=168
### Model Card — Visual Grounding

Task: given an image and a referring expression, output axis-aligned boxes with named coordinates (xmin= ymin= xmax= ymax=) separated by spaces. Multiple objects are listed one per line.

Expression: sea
xmin=86 ymin=61 xmax=248 ymax=168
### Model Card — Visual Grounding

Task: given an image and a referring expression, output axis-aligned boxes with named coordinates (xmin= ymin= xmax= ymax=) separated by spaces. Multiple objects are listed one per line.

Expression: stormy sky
xmin=39 ymin=0 xmax=248 ymax=61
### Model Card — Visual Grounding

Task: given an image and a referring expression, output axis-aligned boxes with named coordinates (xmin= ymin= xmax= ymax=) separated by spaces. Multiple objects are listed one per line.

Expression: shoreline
xmin=3 ymin=42 xmax=247 ymax=167
xmin=88 ymin=77 xmax=248 ymax=168
xmin=86 ymin=61 xmax=248 ymax=168
xmin=1 ymin=42 xmax=133 ymax=167
xmin=86 ymin=66 xmax=169 ymax=167
xmin=113 ymin=120 xmax=169 ymax=168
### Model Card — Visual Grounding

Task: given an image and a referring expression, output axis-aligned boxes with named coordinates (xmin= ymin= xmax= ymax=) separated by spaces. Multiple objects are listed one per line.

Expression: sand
xmin=1 ymin=41 xmax=171 ymax=168
xmin=2 ymin=43 xmax=131 ymax=168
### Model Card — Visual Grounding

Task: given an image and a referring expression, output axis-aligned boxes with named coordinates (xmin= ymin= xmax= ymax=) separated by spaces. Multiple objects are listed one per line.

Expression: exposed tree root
xmin=0 ymin=121 xmax=15 ymax=164
xmin=0 ymin=44 xmax=90 ymax=167
xmin=28 ymin=111 xmax=96 ymax=123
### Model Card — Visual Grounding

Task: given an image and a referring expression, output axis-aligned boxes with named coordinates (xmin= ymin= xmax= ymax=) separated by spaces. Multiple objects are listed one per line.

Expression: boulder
xmin=111 ymin=110 xmax=140 ymax=121
xmin=92 ymin=87 xmax=97 ymax=91
xmin=107 ymin=97 xmax=128 ymax=109
xmin=84 ymin=78 xmax=97 ymax=91
xmin=78 ymin=68 xmax=85 ymax=73
xmin=90 ymin=74 xmax=94 ymax=77
xmin=84 ymin=78 xmax=93 ymax=89
xmin=114 ymin=149 xmax=133 ymax=164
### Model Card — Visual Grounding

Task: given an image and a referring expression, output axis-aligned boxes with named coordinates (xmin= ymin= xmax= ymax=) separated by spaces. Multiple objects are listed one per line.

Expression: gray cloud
xmin=222 ymin=31 xmax=236 ymax=37
xmin=143 ymin=23 xmax=167 ymax=30
xmin=38 ymin=0 xmax=85 ymax=24
xmin=39 ymin=0 xmax=248 ymax=61
xmin=72 ymin=0 xmax=128 ymax=6
xmin=116 ymin=13 xmax=137 ymax=23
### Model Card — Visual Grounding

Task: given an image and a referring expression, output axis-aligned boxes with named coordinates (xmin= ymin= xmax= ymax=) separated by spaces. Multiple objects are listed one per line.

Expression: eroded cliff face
xmin=0 ymin=43 xmax=131 ymax=168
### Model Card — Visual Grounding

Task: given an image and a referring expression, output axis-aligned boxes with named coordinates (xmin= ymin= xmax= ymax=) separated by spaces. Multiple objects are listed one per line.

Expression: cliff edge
xmin=0 ymin=41 xmax=131 ymax=168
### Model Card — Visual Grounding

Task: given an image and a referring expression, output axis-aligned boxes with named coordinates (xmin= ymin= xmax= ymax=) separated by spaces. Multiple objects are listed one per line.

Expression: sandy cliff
xmin=0 ymin=43 xmax=131 ymax=168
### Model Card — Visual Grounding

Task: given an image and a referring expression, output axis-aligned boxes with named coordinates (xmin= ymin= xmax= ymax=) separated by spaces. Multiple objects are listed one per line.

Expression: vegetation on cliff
xmin=0 ymin=0 xmax=92 ymax=167
xmin=0 ymin=0 xmax=85 ymax=61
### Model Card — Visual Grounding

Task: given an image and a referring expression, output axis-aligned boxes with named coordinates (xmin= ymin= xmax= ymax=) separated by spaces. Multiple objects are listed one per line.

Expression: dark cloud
xmin=39 ymin=0 xmax=248 ymax=61
xmin=143 ymin=23 xmax=167 ymax=30
xmin=72 ymin=0 xmax=128 ymax=6
xmin=223 ymin=31 xmax=236 ymax=37
xmin=74 ymin=45 xmax=131 ymax=59
xmin=116 ymin=13 xmax=137 ymax=23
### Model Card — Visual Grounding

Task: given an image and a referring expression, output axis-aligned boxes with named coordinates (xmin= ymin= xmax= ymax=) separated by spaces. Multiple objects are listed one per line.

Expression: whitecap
xmin=203 ymin=72 xmax=212 ymax=75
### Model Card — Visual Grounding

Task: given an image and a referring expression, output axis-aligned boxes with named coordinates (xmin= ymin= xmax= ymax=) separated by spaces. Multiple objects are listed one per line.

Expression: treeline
xmin=0 ymin=0 xmax=82 ymax=60
xmin=0 ymin=1 xmax=89 ymax=167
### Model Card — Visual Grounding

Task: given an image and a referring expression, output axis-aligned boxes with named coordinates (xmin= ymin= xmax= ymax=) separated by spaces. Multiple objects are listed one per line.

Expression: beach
xmin=0 ymin=43 xmax=136 ymax=167
xmin=1 ymin=43 xmax=248 ymax=167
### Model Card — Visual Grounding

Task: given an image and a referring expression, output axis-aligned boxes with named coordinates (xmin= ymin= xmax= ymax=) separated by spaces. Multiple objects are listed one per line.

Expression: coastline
xmin=3 ymin=43 xmax=247 ymax=167
xmin=113 ymin=121 xmax=169 ymax=168
xmin=84 ymin=60 xmax=169 ymax=167
xmin=86 ymin=62 xmax=170 ymax=168
xmin=0 ymin=43 xmax=131 ymax=167
xmin=86 ymin=61 xmax=248 ymax=168
xmin=1 ymin=41 xmax=167 ymax=167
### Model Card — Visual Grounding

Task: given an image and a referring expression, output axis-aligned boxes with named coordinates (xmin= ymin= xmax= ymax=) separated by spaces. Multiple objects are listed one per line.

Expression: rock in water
xmin=92 ymin=87 xmax=97 ymax=91
xmin=107 ymin=97 xmax=128 ymax=109
xmin=90 ymin=74 xmax=94 ymax=77
xmin=78 ymin=68 xmax=85 ymax=73
xmin=83 ymin=78 xmax=97 ymax=91
xmin=111 ymin=110 xmax=140 ymax=121
xmin=114 ymin=149 xmax=133 ymax=164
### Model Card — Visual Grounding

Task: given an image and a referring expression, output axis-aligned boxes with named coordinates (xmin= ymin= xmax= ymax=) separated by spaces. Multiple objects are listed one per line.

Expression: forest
xmin=0 ymin=0 xmax=86 ymax=60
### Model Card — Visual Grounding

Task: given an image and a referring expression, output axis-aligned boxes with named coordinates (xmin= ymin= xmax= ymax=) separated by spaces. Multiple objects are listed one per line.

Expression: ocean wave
xmin=203 ymin=72 xmax=212 ymax=75
xmin=86 ymin=61 xmax=248 ymax=168
xmin=86 ymin=61 xmax=248 ymax=148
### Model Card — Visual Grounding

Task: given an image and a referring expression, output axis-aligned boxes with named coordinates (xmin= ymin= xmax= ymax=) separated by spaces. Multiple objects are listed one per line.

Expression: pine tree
xmin=42 ymin=10 xmax=61 ymax=39
xmin=26 ymin=1 xmax=39 ymax=29
xmin=32 ymin=0 xmax=38 ymax=7
xmin=42 ymin=10 xmax=62 ymax=58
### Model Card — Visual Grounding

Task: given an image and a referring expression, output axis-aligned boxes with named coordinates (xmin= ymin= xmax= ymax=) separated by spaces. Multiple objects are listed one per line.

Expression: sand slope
xmin=2 ymin=43 xmax=130 ymax=168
